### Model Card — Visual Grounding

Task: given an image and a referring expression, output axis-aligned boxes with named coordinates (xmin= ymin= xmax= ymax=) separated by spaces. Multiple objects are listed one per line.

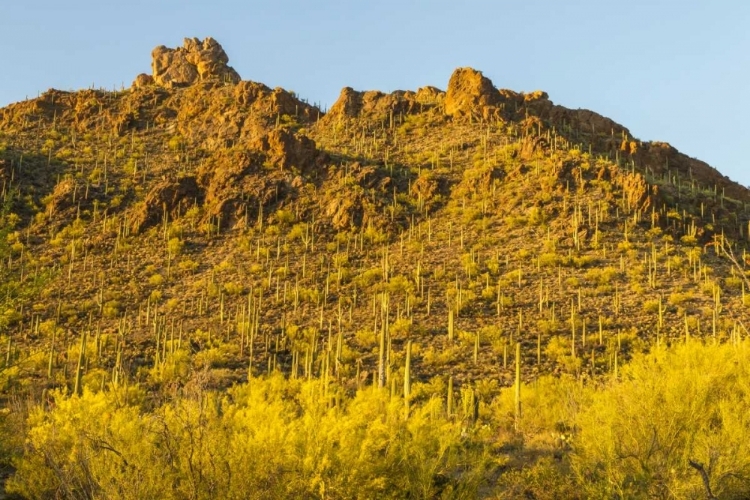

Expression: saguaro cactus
xmin=404 ymin=340 xmax=412 ymax=416
xmin=514 ymin=342 xmax=521 ymax=431
xmin=74 ymin=331 xmax=86 ymax=396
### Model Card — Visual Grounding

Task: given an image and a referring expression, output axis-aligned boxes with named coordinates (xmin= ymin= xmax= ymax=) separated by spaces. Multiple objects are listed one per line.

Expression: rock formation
xmin=150 ymin=37 xmax=241 ymax=88
xmin=322 ymin=86 xmax=444 ymax=124
xmin=444 ymin=67 xmax=503 ymax=120
xmin=130 ymin=176 xmax=201 ymax=233
xmin=251 ymin=129 xmax=326 ymax=172
xmin=132 ymin=73 xmax=154 ymax=89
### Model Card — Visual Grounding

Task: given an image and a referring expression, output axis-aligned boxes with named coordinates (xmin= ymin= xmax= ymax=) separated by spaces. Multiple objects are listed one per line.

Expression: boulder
xmin=132 ymin=73 xmax=154 ymax=89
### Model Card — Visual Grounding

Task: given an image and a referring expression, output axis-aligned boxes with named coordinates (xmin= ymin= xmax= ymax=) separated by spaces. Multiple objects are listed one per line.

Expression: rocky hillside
xmin=0 ymin=37 xmax=748 ymax=399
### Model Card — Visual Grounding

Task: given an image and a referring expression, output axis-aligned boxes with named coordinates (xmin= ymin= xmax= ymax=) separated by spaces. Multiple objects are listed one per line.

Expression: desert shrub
xmin=493 ymin=457 xmax=581 ymax=500
xmin=572 ymin=342 xmax=750 ymax=499
xmin=492 ymin=374 xmax=585 ymax=437
xmin=642 ymin=298 xmax=661 ymax=314
xmin=147 ymin=273 xmax=164 ymax=286
xmin=8 ymin=376 xmax=489 ymax=499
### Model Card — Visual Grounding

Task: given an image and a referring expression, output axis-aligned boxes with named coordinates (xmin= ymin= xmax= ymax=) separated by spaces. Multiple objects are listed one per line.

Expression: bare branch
xmin=688 ymin=458 xmax=717 ymax=500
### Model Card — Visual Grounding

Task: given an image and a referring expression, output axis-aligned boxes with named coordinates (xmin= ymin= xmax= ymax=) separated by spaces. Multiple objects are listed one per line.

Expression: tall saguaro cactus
xmin=74 ymin=331 xmax=86 ymax=396
xmin=404 ymin=340 xmax=412 ymax=416
xmin=514 ymin=342 xmax=521 ymax=431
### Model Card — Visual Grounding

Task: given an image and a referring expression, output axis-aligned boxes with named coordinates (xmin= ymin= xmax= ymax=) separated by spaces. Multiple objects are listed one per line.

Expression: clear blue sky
xmin=2 ymin=1 xmax=748 ymax=186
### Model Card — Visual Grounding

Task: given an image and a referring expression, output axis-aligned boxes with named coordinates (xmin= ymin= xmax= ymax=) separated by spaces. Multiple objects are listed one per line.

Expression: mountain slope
xmin=0 ymin=38 xmax=747 ymax=399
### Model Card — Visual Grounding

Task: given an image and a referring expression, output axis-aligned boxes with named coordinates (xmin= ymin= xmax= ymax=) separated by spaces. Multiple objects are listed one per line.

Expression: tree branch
xmin=712 ymin=235 xmax=750 ymax=291
xmin=688 ymin=458 xmax=716 ymax=500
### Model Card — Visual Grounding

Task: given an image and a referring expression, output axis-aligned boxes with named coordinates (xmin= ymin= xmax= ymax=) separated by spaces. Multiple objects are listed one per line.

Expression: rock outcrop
xmin=132 ymin=73 xmax=154 ymax=89
xmin=130 ymin=130 xmax=328 ymax=231
xmin=444 ymin=67 xmax=502 ymax=120
xmin=321 ymin=86 xmax=444 ymax=124
xmin=251 ymin=129 xmax=327 ymax=172
xmin=151 ymin=37 xmax=241 ymax=88
xmin=233 ymin=80 xmax=320 ymax=124
xmin=322 ymin=162 xmax=393 ymax=230
xmin=130 ymin=176 xmax=201 ymax=233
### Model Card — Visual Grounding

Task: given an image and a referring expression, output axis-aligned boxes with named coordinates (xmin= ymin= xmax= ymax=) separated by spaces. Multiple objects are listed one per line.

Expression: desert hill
xmin=0 ymin=37 xmax=748 ymax=390
xmin=0 ymin=37 xmax=749 ymax=499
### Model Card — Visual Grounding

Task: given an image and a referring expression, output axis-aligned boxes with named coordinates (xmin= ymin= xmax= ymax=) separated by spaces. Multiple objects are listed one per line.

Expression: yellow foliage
xmin=8 ymin=376 xmax=488 ymax=499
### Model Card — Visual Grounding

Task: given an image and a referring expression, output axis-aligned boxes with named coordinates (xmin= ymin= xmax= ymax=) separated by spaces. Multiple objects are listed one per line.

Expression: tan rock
xmin=444 ymin=67 xmax=501 ymax=120
xmin=252 ymin=129 xmax=326 ymax=172
xmin=150 ymin=37 xmax=241 ymax=88
xmin=415 ymin=86 xmax=444 ymax=104
xmin=131 ymin=176 xmax=200 ymax=233
xmin=132 ymin=73 xmax=154 ymax=89
xmin=323 ymin=86 xmax=444 ymax=124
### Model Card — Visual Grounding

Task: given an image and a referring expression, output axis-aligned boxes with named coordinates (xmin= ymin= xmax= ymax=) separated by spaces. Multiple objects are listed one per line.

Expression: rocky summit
xmin=1 ymin=37 xmax=750 ymax=499
xmin=134 ymin=37 xmax=241 ymax=88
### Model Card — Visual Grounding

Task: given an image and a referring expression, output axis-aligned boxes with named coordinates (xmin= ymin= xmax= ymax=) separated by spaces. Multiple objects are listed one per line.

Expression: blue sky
xmin=2 ymin=1 xmax=749 ymax=185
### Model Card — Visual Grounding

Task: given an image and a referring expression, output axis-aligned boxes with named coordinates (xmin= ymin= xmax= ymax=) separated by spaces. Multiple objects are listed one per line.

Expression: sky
xmin=2 ymin=0 xmax=749 ymax=186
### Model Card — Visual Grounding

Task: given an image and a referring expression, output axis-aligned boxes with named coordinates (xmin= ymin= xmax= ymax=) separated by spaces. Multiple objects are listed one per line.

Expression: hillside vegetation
xmin=0 ymin=38 xmax=749 ymax=499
